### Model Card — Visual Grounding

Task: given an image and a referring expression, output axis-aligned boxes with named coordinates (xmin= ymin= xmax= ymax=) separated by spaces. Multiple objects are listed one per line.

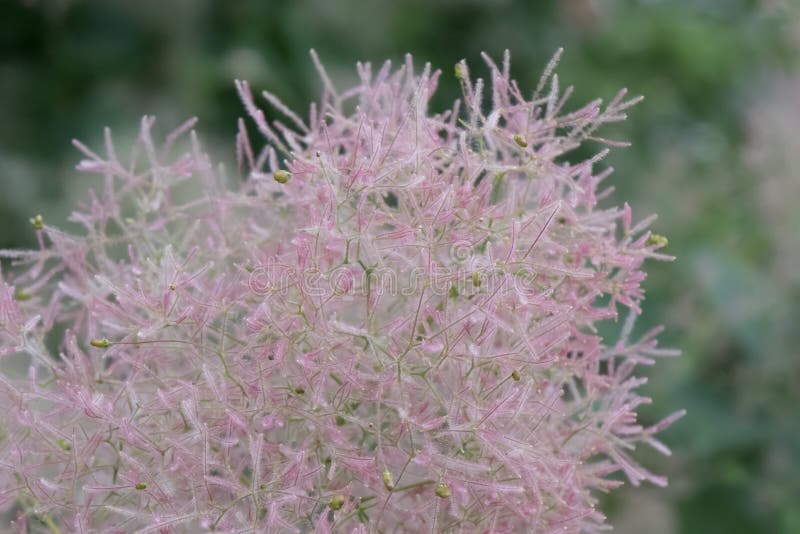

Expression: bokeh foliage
xmin=1 ymin=0 xmax=798 ymax=532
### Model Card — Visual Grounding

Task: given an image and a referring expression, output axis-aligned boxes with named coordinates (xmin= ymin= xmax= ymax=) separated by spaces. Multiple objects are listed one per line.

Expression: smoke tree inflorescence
xmin=0 ymin=50 xmax=682 ymax=532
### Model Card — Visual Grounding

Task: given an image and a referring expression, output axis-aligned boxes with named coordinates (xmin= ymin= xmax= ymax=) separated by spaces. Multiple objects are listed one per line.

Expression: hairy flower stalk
xmin=0 ymin=50 xmax=681 ymax=532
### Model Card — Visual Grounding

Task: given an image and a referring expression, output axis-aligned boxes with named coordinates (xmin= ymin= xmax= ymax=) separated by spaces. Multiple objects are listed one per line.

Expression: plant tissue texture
xmin=0 ymin=50 xmax=682 ymax=533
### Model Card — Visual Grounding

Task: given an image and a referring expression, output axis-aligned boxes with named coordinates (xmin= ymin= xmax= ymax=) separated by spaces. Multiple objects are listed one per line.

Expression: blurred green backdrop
xmin=2 ymin=0 xmax=799 ymax=532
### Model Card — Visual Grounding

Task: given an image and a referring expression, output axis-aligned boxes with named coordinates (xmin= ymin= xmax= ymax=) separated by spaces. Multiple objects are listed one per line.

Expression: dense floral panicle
xmin=0 ymin=51 xmax=680 ymax=532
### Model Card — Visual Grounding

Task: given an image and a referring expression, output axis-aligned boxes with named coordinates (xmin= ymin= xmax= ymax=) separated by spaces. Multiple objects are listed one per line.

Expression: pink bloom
xmin=0 ymin=50 xmax=680 ymax=532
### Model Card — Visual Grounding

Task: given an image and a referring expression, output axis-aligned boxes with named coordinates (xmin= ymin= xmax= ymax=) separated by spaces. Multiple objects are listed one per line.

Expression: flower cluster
xmin=0 ymin=50 xmax=681 ymax=532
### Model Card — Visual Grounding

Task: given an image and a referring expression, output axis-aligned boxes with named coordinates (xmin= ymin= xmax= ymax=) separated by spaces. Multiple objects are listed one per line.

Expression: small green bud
xmin=449 ymin=285 xmax=459 ymax=300
xmin=471 ymin=271 xmax=481 ymax=287
xmin=30 ymin=214 xmax=44 ymax=230
xmin=513 ymin=134 xmax=528 ymax=148
xmin=55 ymin=438 xmax=71 ymax=451
xmin=135 ymin=482 xmax=147 ymax=490
xmin=435 ymin=482 xmax=451 ymax=499
xmin=90 ymin=338 xmax=111 ymax=348
xmin=294 ymin=386 xmax=305 ymax=395
xmin=273 ymin=170 xmax=291 ymax=184
xmin=454 ymin=63 xmax=464 ymax=80
xmin=14 ymin=288 xmax=32 ymax=301
xmin=328 ymin=494 xmax=345 ymax=511
xmin=647 ymin=234 xmax=668 ymax=247
xmin=511 ymin=370 xmax=521 ymax=381
xmin=335 ymin=415 xmax=346 ymax=426
xmin=382 ymin=470 xmax=395 ymax=491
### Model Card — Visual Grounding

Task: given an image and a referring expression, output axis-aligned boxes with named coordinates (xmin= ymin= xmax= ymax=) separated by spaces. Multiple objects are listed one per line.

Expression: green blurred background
xmin=2 ymin=0 xmax=799 ymax=531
